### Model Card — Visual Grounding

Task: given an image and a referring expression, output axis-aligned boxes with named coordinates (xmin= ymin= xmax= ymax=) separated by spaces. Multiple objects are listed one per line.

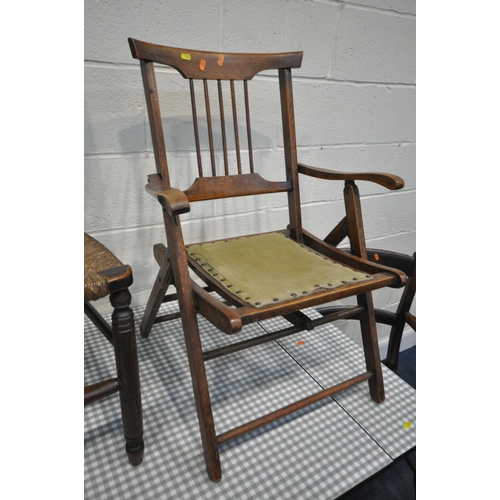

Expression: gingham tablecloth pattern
xmin=84 ymin=303 xmax=415 ymax=499
xmin=261 ymin=311 xmax=416 ymax=459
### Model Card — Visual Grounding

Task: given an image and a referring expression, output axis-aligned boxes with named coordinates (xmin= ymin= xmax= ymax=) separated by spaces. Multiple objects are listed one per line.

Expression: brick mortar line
xmin=84 ymin=141 xmax=416 ymax=160
xmin=312 ymin=0 xmax=416 ymax=19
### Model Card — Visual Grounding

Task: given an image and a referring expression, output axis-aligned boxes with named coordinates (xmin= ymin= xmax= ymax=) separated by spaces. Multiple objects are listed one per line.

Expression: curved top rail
xmin=129 ymin=38 xmax=303 ymax=80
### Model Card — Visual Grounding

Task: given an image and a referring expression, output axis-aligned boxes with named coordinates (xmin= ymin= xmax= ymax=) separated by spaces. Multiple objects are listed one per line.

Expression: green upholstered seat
xmin=187 ymin=232 xmax=372 ymax=308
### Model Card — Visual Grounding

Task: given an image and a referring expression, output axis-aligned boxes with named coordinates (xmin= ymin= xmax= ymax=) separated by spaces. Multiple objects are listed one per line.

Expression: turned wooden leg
xmin=110 ymin=288 xmax=144 ymax=466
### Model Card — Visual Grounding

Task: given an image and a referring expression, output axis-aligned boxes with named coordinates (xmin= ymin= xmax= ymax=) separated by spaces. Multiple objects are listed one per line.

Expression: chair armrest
xmin=145 ymin=174 xmax=190 ymax=216
xmin=298 ymin=163 xmax=404 ymax=191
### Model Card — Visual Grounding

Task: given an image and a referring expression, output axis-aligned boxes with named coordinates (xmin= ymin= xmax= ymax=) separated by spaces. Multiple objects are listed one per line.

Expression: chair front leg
xmin=343 ymin=180 xmax=385 ymax=402
xmin=110 ymin=288 xmax=144 ymax=465
xmin=163 ymin=212 xmax=222 ymax=482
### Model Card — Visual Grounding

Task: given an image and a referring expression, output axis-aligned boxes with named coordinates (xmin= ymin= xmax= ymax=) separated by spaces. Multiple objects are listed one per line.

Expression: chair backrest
xmin=129 ymin=38 xmax=305 ymax=240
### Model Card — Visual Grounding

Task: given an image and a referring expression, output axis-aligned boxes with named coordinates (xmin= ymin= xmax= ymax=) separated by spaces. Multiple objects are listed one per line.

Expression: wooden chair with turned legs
xmin=84 ymin=232 xmax=144 ymax=466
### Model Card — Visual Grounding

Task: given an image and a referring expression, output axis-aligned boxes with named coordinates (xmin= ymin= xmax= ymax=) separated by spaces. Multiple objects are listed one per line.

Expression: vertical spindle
xmin=243 ymin=80 xmax=254 ymax=173
xmin=203 ymin=80 xmax=217 ymax=176
xmin=218 ymin=80 xmax=229 ymax=176
xmin=189 ymin=79 xmax=204 ymax=177
xmin=230 ymin=80 xmax=242 ymax=174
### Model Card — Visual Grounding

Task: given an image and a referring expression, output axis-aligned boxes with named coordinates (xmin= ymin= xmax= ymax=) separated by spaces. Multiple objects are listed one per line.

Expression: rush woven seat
xmin=129 ymin=38 xmax=407 ymax=481
xmin=84 ymin=232 xmax=126 ymax=302
xmin=84 ymin=233 xmax=144 ymax=466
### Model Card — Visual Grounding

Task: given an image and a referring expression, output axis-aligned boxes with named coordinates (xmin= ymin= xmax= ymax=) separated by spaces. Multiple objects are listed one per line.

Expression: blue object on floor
xmin=397 ymin=346 xmax=416 ymax=389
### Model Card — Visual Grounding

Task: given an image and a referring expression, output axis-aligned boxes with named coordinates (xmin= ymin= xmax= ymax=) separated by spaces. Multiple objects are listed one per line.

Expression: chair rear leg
xmin=357 ymin=292 xmax=385 ymax=403
xmin=140 ymin=257 xmax=174 ymax=338
xmin=110 ymin=288 xmax=144 ymax=466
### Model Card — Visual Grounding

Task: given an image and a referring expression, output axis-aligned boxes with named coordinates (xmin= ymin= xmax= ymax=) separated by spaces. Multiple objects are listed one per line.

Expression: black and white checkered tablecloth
xmin=84 ymin=303 xmax=415 ymax=499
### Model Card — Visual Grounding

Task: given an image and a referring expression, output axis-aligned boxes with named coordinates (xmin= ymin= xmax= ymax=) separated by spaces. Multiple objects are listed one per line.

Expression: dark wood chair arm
xmin=298 ymin=163 xmax=404 ymax=190
xmin=98 ymin=265 xmax=134 ymax=293
xmin=145 ymin=174 xmax=191 ymax=216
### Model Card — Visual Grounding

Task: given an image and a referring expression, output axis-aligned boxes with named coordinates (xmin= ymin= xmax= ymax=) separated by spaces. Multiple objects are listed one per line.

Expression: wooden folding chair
xmin=129 ymin=38 xmax=406 ymax=481
xmin=84 ymin=233 xmax=144 ymax=466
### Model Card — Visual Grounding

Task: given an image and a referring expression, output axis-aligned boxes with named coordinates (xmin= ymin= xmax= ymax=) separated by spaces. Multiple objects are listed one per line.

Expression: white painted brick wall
xmin=84 ymin=0 xmax=416 ymax=347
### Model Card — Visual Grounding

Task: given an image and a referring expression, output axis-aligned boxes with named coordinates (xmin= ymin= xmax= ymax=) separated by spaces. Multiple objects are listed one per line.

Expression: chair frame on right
xmin=376 ymin=250 xmax=415 ymax=371
xmin=320 ymin=249 xmax=416 ymax=372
